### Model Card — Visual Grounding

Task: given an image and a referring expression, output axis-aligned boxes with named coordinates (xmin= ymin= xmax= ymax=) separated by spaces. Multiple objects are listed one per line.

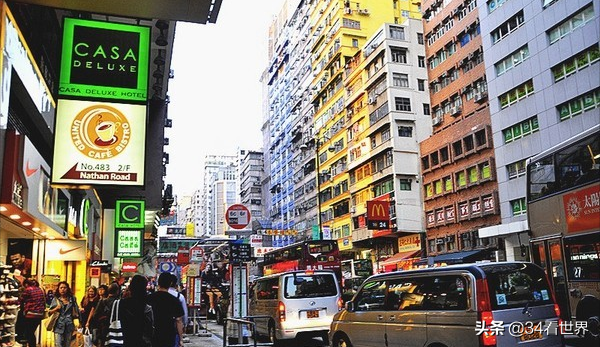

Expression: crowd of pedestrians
xmin=16 ymin=272 xmax=188 ymax=347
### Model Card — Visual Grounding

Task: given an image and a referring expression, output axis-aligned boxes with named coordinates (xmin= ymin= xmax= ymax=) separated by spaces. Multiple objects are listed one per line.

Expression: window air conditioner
xmin=435 ymin=238 xmax=444 ymax=244
xmin=368 ymin=97 xmax=376 ymax=105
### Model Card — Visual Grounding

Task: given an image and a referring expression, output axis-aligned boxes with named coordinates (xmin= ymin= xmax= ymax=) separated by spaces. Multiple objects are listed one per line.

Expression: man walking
xmin=148 ymin=272 xmax=185 ymax=347
xmin=168 ymin=273 xmax=188 ymax=346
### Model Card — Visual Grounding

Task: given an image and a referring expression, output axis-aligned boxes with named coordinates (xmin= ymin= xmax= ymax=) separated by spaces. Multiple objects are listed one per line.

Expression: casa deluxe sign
xmin=51 ymin=99 xmax=146 ymax=186
xmin=59 ymin=18 xmax=150 ymax=102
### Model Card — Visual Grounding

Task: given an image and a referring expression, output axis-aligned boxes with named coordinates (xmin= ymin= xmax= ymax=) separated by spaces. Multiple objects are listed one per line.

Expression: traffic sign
xmin=225 ymin=204 xmax=251 ymax=230
xmin=189 ymin=245 xmax=204 ymax=263
xmin=159 ymin=261 xmax=176 ymax=273
xmin=230 ymin=243 xmax=252 ymax=264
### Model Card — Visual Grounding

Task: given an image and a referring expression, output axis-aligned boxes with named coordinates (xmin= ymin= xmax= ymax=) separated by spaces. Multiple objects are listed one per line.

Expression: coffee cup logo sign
xmin=71 ymin=104 xmax=130 ymax=159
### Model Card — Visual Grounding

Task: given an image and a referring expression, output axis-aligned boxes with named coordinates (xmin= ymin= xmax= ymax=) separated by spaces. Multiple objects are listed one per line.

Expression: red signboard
xmin=122 ymin=262 xmax=137 ymax=272
xmin=177 ymin=247 xmax=190 ymax=265
xmin=367 ymin=200 xmax=390 ymax=229
xmin=563 ymin=184 xmax=600 ymax=233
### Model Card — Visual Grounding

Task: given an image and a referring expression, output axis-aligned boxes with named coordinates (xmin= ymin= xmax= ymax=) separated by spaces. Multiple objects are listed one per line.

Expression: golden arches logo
xmin=371 ymin=202 xmax=387 ymax=217
xmin=70 ymin=104 xmax=131 ymax=159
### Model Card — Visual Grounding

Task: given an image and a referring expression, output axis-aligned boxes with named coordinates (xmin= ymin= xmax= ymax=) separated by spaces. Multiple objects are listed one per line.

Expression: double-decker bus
xmin=526 ymin=124 xmax=599 ymax=334
xmin=259 ymin=240 xmax=341 ymax=277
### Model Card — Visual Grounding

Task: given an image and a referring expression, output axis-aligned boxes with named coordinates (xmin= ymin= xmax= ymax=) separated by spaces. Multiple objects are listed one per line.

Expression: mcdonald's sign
xmin=367 ymin=200 xmax=390 ymax=230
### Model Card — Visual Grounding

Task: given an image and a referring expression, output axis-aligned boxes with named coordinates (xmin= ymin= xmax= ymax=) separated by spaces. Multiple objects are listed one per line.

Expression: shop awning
xmin=379 ymin=250 xmax=422 ymax=272
xmin=430 ymin=249 xmax=488 ymax=265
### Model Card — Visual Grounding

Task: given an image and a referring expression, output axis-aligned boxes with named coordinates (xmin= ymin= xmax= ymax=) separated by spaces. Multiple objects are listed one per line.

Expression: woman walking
xmin=80 ymin=285 xmax=100 ymax=343
xmin=48 ymin=281 xmax=81 ymax=347
xmin=92 ymin=283 xmax=120 ymax=347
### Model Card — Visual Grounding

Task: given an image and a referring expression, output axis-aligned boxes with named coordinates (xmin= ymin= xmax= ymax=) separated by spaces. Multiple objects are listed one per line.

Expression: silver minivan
xmin=248 ymin=269 xmax=343 ymax=346
xmin=329 ymin=262 xmax=564 ymax=347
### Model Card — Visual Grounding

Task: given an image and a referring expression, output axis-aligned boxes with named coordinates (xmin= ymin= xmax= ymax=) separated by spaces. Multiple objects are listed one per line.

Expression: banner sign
xmin=59 ymin=18 xmax=150 ymax=102
xmin=52 ymin=99 xmax=147 ymax=186
xmin=564 ymin=184 xmax=600 ymax=233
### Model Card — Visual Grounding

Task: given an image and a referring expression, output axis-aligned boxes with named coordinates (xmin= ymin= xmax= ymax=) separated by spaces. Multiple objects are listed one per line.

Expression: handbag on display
xmin=106 ymin=299 xmax=124 ymax=347
xmin=45 ymin=311 xmax=59 ymax=331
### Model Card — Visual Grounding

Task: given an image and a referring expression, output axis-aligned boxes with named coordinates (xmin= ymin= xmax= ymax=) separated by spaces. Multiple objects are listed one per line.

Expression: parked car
xmin=329 ymin=261 xmax=564 ymax=347
xmin=248 ymin=269 xmax=343 ymax=346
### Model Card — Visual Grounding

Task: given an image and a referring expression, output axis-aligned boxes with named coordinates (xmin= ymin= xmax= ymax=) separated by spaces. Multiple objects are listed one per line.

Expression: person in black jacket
xmin=92 ymin=283 xmax=120 ymax=347
xmin=120 ymin=275 xmax=154 ymax=347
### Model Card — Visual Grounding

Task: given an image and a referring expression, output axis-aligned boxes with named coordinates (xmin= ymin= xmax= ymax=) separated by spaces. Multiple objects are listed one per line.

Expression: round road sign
xmin=225 ymin=204 xmax=251 ymax=229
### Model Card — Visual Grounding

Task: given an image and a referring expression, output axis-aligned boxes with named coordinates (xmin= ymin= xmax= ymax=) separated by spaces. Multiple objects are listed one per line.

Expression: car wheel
xmin=332 ymin=333 xmax=353 ymax=347
xmin=268 ymin=321 xmax=280 ymax=347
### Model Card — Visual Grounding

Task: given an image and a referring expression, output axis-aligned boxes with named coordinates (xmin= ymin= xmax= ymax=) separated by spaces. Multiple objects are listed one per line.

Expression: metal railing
xmin=223 ymin=315 xmax=274 ymax=347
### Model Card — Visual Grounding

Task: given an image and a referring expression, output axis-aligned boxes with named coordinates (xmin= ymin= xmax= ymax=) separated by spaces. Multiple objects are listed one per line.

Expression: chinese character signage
xmin=563 ymin=184 xmax=600 ymax=233
xmin=51 ymin=99 xmax=146 ymax=186
xmin=115 ymin=229 xmax=143 ymax=257
xmin=59 ymin=18 xmax=150 ymax=102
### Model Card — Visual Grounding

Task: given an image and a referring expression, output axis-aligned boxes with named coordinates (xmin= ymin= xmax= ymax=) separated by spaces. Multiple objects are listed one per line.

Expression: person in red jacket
xmin=21 ymin=278 xmax=46 ymax=347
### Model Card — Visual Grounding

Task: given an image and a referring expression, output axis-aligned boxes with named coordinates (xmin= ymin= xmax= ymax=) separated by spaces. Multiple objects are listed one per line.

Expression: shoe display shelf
xmin=0 ymin=264 xmax=20 ymax=347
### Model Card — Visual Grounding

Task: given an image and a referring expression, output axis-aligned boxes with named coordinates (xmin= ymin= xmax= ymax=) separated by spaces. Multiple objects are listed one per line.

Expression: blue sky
xmin=166 ymin=1 xmax=287 ymax=196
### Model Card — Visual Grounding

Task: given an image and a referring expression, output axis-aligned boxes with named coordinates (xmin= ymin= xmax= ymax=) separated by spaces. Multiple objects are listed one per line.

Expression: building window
xmin=398 ymin=126 xmax=413 ymax=137
xmin=510 ymin=198 xmax=527 ymax=216
xmin=418 ymin=56 xmax=425 ymax=68
xmin=417 ymin=33 xmax=424 ymax=44
xmin=548 ymin=5 xmax=595 ymax=44
xmin=444 ymin=176 xmax=453 ymax=192
xmin=491 ymin=11 xmax=524 ymax=44
xmin=552 ymin=45 xmax=600 ymax=82
xmin=495 ymin=45 xmax=529 ymax=76
xmin=557 ymin=88 xmax=600 ymax=121
xmin=507 ymin=159 xmax=527 ymax=180
xmin=381 ymin=128 xmax=391 ymax=142
xmin=417 ymin=79 xmax=426 ymax=91
xmin=352 ymin=38 xmax=359 ymax=47
xmin=393 ymin=73 xmax=409 ymax=87
xmin=390 ymin=26 xmax=405 ymax=40
xmin=422 ymin=157 xmax=430 ymax=171
xmin=395 ymin=97 xmax=411 ymax=112
xmin=423 ymin=103 xmax=431 ymax=115
xmin=503 ymin=116 xmax=539 ymax=143
xmin=453 ymin=140 xmax=463 ymax=158
xmin=399 ymin=179 xmax=412 ymax=191
xmin=499 ymin=79 xmax=534 ymax=109
xmin=391 ymin=47 xmax=407 ymax=63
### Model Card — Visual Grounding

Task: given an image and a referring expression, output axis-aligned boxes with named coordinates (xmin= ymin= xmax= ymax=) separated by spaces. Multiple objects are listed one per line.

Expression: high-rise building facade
xmin=420 ymin=0 xmax=501 ymax=262
xmin=199 ymin=154 xmax=239 ymax=236
xmin=239 ymin=150 xmax=265 ymax=223
xmin=478 ymin=0 xmax=599 ymax=260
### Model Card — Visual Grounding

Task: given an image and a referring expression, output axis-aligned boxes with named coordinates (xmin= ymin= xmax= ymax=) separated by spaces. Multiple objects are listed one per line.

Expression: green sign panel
xmin=59 ymin=18 xmax=150 ymax=102
xmin=115 ymin=229 xmax=143 ymax=257
xmin=115 ymin=200 xmax=145 ymax=229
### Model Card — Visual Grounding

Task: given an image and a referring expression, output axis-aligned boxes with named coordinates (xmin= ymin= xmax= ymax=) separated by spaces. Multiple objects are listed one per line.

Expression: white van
xmin=248 ymin=269 xmax=343 ymax=346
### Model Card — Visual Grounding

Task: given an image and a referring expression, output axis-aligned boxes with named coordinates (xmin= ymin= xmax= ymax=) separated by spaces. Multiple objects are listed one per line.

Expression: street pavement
xmin=184 ymin=318 xmax=587 ymax=347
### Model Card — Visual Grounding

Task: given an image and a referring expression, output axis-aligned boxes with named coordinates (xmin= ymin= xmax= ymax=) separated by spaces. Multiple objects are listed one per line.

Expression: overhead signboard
xmin=230 ymin=243 xmax=251 ymax=264
xmin=51 ymin=99 xmax=147 ymax=186
xmin=115 ymin=199 xmax=145 ymax=229
xmin=59 ymin=18 xmax=150 ymax=102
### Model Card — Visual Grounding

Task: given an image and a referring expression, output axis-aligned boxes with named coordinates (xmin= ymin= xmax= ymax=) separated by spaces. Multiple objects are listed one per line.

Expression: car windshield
xmin=284 ymin=274 xmax=338 ymax=299
xmin=483 ymin=263 xmax=554 ymax=310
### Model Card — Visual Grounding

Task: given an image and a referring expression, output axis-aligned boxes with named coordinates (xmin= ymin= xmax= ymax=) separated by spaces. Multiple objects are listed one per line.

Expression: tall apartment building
xmin=199 ymin=154 xmax=239 ymax=236
xmin=239 ymin=150 xmax=265 ymax=224
xmin=478 ymin=0 xmax=599 ymax=260
xmin=420 ymin=0 xmax=501 ymax=263
xmin=264 ymin=0 xmax=427 ymax=271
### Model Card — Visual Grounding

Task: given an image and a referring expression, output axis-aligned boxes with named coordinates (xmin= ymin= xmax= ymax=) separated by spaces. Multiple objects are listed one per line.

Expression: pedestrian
xmin=92 ymin=282 xmax=120 ymax=347
xmin=20 ymin=278 xmax=46 ymax=347
xmin=48 ymin=281 xmax=81 ymax=347
xmin=168 ymin=273 xmax=188 ymax=346
xmin=98 ymin=284 xmax=109 ymax=299
xmin=80 ymin=285 xmax=100 ymax=343
xmin=201 ymin=263 xmax=222 ymax=314
xmin=147 ymin=272 xmax=185 ymax=347
xmin=120 ymin=274 xmax=154 ymax=346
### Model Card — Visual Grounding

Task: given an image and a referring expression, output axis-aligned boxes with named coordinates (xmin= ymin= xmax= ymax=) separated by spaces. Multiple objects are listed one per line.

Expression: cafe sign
xmin=59 ymin=18 xmax=150 ymax=102
xmin=51 ymin=99 xmax=146 ymax=186
xmin=115 ymin=229 xmax=143 ymax=257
